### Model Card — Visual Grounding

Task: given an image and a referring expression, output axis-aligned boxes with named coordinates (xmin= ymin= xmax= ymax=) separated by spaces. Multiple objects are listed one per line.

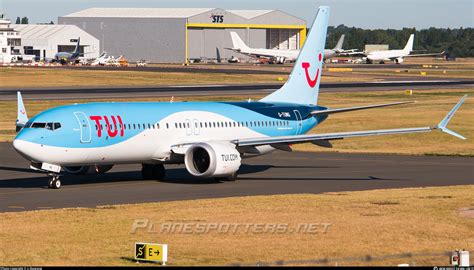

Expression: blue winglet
xmin=436 ymin=94 xmax=467 ymax=140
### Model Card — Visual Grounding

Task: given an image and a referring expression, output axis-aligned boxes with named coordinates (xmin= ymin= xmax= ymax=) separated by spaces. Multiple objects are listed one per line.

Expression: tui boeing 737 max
xmin=13 ymin=6 xmax=466 ymax=189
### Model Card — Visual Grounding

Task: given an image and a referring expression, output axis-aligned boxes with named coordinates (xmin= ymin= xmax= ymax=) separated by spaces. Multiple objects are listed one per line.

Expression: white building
xmin=12 ymin=24 xmax=99 ymax=60
xmin=0 ymin=14 xmax=22 ymax=63
xmin=59 ymin=8 xmax=306 ymax=63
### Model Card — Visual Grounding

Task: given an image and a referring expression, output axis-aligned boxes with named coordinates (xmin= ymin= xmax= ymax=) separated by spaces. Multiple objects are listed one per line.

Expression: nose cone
xmin=13 ymin=129 xmax=40 ymax=161
xmin=13 ymin=139 xmax=31 ymax=159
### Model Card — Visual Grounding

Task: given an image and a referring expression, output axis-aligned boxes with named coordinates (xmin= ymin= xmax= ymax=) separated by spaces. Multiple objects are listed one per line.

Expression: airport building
xmin=0 ymin=14 xmax=22 ymax=63
xmin=59 ymin=8 xmax=306 ymax=63
xmin=12 ymin=24 xmax=100 ymax=60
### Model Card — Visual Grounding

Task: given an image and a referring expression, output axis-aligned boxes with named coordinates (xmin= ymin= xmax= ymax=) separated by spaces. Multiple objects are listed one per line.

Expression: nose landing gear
xmin=48 ymin=174 xmax=61 ymax=189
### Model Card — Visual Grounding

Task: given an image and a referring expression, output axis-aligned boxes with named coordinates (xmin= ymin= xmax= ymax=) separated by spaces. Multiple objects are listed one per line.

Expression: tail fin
xmin=334 ymin=34 xmax=345 ymax=51
xmin=73 ymin=37 xmax=81 ymax=55
xmin=16 ymin=91 xmax=28 ymax=132
xmin=260 ymin=6 xmax=330 ymax=105
xmin=403 ymin=34 xmax=414 ymax=53
xmin=230 ymin=32 xmax=250 ymax=51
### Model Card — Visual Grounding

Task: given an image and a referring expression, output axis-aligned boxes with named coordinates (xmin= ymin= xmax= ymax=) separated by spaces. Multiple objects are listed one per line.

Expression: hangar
xmin=59 ymin=8 xmax=306 ymax=63
xmin=12 ymin=24 xmax=100 ymax=60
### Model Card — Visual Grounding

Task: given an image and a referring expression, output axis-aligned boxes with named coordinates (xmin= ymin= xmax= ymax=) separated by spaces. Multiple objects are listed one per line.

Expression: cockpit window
xmin=29 ymin=122 xmax=62 ymax=130
xmin=31 ymin=122 xmax=46 ymax=128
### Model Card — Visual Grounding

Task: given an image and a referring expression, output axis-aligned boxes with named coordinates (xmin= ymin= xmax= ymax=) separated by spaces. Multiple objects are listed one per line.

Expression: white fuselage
xmin=367 ymin=49 xmax=409 ymax=61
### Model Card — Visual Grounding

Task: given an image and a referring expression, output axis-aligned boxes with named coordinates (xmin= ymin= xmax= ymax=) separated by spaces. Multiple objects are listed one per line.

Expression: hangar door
xmin=188 ymin=28 xmax=267 ymax=62
xmin=266 ymin=29 xmax=300 ymax=50
xmin=57 ymin=45 xmax=85 ymax=54
xmin=188 ymin=28 xmax=229 ymax=62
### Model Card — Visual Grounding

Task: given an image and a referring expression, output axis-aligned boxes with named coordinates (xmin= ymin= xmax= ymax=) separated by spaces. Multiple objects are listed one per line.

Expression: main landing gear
xmin=48 ymin=174 xmax=61 ymax=189
xmin=215 ymin=172 xmax=237 ymax=182
xmin=142 ymin=164 xmax=166 ymax=180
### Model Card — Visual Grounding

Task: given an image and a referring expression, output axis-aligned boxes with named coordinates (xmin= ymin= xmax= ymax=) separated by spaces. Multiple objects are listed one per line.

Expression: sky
xmin=1 ymin=0 xmax=473 ymax=29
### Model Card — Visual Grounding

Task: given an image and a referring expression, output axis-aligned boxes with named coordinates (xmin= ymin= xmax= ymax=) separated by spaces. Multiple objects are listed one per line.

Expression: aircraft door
xmin=74 ymin=112 xmax=91 ymax=143
xmin=293 ymin=110 xmax=303 ymax=135
xmin=192 ymin=119 xmax=200 ymax=135
xmin=185 ymin=119 xmax=193 ymax=136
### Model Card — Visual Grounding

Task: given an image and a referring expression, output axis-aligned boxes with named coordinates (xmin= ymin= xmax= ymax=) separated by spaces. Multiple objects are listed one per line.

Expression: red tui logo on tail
xmin=302 ymin=53 xmax=322 ymax=88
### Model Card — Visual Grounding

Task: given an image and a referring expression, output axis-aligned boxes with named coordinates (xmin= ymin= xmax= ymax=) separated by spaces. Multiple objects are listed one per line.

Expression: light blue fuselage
xmin=14 ymin=101 xmax=328 ymax=166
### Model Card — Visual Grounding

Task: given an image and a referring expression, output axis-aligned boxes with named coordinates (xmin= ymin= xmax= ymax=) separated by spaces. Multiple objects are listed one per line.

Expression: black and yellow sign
xmin=135 ymin=242 xmax=168 ymax=263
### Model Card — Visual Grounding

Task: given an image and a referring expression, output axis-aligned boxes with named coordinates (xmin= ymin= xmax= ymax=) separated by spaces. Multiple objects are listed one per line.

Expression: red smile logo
xmin=302 ymin=53 xmax=322 ymax=88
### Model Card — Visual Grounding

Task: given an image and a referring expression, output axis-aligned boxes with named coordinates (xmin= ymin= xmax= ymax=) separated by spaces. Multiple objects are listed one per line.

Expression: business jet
xmin=227 ymin=32 xmax=354 ymax=64
xmin=91 ymin=52 xmax=110 ymax=66
xmin=14 ymin=6 xmax=466 ymax=189
xmin=356 ymin=34 xmax=444 ymax=64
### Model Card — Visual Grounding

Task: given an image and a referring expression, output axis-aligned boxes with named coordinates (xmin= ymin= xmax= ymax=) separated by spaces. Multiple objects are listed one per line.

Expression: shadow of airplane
xmin=0 ymin=164 xmax=394 ymax=189
xmin=0 ymin=166 xmax=43 ymax=174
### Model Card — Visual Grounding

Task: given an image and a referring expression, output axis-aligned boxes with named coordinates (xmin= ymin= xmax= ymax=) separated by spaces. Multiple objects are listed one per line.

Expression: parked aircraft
xmin=13 ymin=6 xmax=466 ymax=189
xmin=227 ymin=32 xmax=356 ymax=64
xmin=54 ymin=37 xmax=83 ymax=64
xmin=90 ymin=52 xmax=110 ymax=66
xmin=354 ymin=34 xmax=444 ymax=64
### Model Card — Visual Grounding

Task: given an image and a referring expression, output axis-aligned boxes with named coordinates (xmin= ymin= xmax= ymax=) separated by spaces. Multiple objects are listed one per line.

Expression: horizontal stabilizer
xmin=310 ymin=101 xmax=414 ymax=116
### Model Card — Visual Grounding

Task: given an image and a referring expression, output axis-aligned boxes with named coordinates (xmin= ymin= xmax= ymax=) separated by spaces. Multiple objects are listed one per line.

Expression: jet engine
xmin=395 ymin=57 xmax=404 ymax=64
xmin=63 ymin=165 xmax=114 ymax=175
xmin=184 ymin=142 xmax=241 ymax=178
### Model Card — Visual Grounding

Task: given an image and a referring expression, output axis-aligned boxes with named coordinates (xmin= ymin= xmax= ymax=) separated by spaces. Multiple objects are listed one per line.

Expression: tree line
xmin=325 ymin=25 xmax=474 ymax=57
xmin=15 ymin=16 xmax=54 ymax=25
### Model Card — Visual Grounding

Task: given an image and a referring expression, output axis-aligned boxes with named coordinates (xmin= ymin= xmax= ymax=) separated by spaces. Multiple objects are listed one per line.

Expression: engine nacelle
xmin=395 ymin=57 xmax=404 ymax=64
xmin=63 ymin=165 xmax=113 ymax=175
xmin=184 ymin=142 xmax=241 ymax=178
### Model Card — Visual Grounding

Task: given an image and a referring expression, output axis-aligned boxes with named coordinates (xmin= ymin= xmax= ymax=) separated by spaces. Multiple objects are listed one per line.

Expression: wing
xmin=339 ymin=51 xmax=367 ymax=56
xmin=234 ymin=95 xmax=467 ymax=148
xmin=404 ymin=51 xmax=445 ymax=57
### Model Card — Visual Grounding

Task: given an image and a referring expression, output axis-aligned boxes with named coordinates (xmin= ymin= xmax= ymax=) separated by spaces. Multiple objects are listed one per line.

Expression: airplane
xmin=90 ymin=52 xmax=110 ymax=66
xmin=227 ymin=32 xmax=356 ymax=64
xmin=13 ymin=6 xmax=467 ymax=189
xmin=53 ymin=37 xmax=90 ymax=65
xmin=353 ymin=34 xmax=445 ymax=64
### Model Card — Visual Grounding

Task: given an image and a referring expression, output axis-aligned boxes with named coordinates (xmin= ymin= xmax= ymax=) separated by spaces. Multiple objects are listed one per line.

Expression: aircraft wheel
xmin=152 ymin=164 xmax=166 ymax=180
xmin=141 ymin=164 xmax=153 ymax=180
xmin=48 ymin=176 xmax=61 ymax=189
xmin=216 ymin=173 xmax=237 ymax=182
xmin=52 ymin=179 xmax=61 ymax=189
